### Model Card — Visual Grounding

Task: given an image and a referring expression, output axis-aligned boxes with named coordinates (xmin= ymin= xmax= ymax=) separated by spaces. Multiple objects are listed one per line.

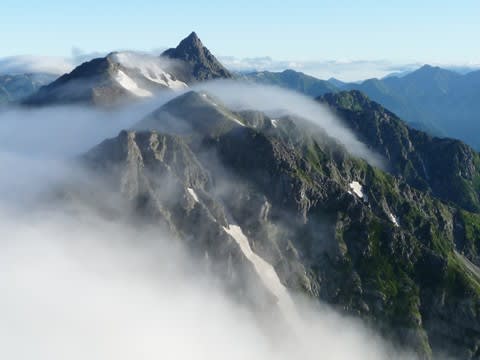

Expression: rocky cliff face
xmin=82 ymin=130 xmax=283 ymax=316
xmin=74 ymin=91 xmax=480 ymax=359
xmin=319 ymin=91 xmax=480 ymax=276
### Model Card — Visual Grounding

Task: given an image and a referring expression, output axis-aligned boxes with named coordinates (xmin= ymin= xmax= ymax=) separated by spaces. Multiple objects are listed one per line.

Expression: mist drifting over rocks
xmin=0 ymin=84 xmax=422 ymax=360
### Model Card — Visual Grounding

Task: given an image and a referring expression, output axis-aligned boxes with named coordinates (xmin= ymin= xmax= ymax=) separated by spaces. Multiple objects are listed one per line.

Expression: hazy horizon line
xmin=1 ymin=51 xmax=479 ymax=82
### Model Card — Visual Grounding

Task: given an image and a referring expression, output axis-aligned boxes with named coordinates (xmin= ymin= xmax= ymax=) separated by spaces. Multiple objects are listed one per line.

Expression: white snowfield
xmin=110 ymin=52 xmax=188 ymax=97
xmin=114 ymin=70 xmax=152 ymax=97
xmin=223 ymin=224 xmax=300 ymax=327
xmin=187 ymin=188 xmax=199 ymax=203
xmin=349 ymin=181 xmax=364 ymax=198
xmin=271 ymin=119 xmax=278 ymax=128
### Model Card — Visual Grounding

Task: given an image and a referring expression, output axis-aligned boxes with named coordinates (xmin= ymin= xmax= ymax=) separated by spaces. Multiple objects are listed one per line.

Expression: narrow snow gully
xmin=223 ymin=224 xmax=302 ymax=331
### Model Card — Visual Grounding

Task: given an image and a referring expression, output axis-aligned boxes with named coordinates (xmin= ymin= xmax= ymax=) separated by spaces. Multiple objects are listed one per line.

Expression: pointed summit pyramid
xmin=162 ymin=32 xmax=233 ymax=83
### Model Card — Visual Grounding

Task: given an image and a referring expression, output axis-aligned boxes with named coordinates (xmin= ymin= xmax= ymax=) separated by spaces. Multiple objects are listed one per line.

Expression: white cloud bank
xmin=0 ymin=55 xmax=74 ymax=75
xmin=0 ymin=201 xmax=418 ymax=360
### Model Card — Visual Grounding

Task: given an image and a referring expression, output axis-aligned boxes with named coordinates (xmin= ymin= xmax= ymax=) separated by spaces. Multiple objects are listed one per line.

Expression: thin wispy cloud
xmin=219 ymin=56 xmax=480 ymax=81
xmin=220 ymin=56 xmax=423 ymax=81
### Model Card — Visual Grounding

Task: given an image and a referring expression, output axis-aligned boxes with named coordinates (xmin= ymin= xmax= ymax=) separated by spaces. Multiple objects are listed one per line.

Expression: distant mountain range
xmin=245 ymin=66 xmax=480 ymax=150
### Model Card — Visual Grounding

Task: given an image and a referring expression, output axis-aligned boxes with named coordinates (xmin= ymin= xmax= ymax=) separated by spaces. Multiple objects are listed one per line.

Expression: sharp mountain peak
xmin=162 ymin=32 xmax=233 ymax=82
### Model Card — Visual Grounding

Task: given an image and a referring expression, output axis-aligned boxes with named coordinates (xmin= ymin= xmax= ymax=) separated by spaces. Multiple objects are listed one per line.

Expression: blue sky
xmin=1 ymin=1 xmax=479 ymax=80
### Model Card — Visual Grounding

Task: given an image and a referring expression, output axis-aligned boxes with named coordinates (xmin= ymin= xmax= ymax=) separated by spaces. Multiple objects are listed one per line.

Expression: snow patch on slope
xmin=223 ymin=224 xmax=299 ymax=325
xmin=387 ymin=211 xmax=399 ymax=227
xmin=110 ymin=52 xmax=188 ymax=90
xmin=225 ymin=114 xmax=245 ymax=127
xmin=271 ymin=119 xmax=278 ymax=128
xmin=349 ymin=181 xmax=364 ymax=199
xmin=114 ymin=70 xmax=152 ymax=97
xmin=187 ymin=188 xmax=199 ymax=203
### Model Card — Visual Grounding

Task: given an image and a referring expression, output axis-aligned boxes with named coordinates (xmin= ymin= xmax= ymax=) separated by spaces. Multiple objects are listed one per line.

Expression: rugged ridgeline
xmin=318 ymin=91 xmax=480 ymax=265
xmin=0 ymin=73 xmax=55 ymax=104
xmin=76 ymin=90 xmax=480 ymax=359
xmin=23 ymin=32 xmax=232 ymax=106
xmin=162 ymin=31 xmax=233 ymax=83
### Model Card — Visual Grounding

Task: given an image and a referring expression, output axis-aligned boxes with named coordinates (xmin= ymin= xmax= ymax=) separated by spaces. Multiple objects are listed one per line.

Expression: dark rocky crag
xmin=75 ymin=90 xmax=480 ymax=359
xmin=162 ymin=32 xmax=233 ymax=83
